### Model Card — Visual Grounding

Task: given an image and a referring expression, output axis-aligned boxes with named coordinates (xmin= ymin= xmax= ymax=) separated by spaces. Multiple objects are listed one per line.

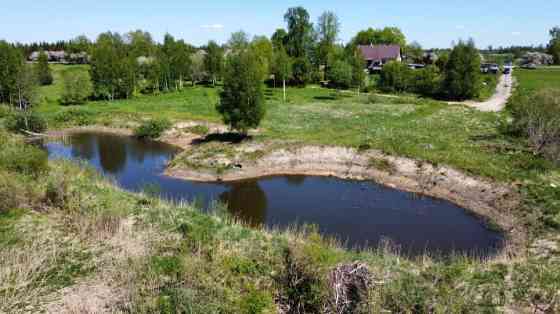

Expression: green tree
xmin=272 ymin=47 xmax=293 ymax=102
xmin=250 ymin=36 xmax=273 ymax=80
xmin=171 ymin=40 xmax=193 ymax=89
xmin=379 ymin=61 xmax=412 ymax=93
xmin=292 ymin=57 xmax=312 ymax=86
xmin=0 ymin=40 xmax=25 ymax=104
xmin=89 ymin=32 xmax=135 ymax=100
xmin=411 ymin=65 xmax=442 ymax=96
xmin=435 ymin=52 xmax=449 ymax=72
xmin=190 ymin=52 xmax=206 ymax=85
xmin=284 ymin=7 xmax=314 ymax=58
xmin=126 ymin=30 xmax=155 ymax=58
xmin=349 ymin=47 xmax=366 ymax=93
xmin=68 ymin=35 xmax=92 ymax=54
xmin=405 ymin=41 xmax=423 ymax=63
xmin=316 ymin=11 xmax=339 ymax=68
xmin=549 ymin=26 xmax=560 ymax=65
xmin=34 ymin=51 xmax=53 ymax=85
xmin=271 ymin=28 xmax=288 ymax=50
xmin=14 ymin=65 xmax=38 ymax=111
xmin=443 ymin=39 xmax=482 ymax=100
xmin=217 ymin=50 xmax=266 ymax=134
xmin=352 ymin=27 xmax=406 ymax=47
xmin=60 ymin=69 xmax=93 ymax=105
xmin=228 ymin=31 xmax=250 ymax=52
xmin=159 ymin=34 xmax=192 ymax=90
xmin=205 ymin=40 xmax=223 ymax=86
xmin=159 ymin=34 xmax=175 ymax=91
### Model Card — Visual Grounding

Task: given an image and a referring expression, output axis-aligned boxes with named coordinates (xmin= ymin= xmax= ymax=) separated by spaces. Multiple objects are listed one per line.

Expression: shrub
xmin=379 ymin=61 xmax=412 ymax=93
xmin=0 ymin=105 xmax=11 ymax=118
xmin=238 ymin=284 xmax=275 ymax=314
xmin=60 ymin=69 xmax=93 ymax=105
xmin=292 ymin=57 xmax=312 ymax=86
xmin=0 ymin=132 xmax=48 ymax=176
xmin=0 ymin=172 xmax=23 ymax=213
xmin=411 ymin=65 xmax=442 ymax=96
xmin=54 ymin=108 xmax=95 ymax=126
xmin=327 ymin=60 xmax=353 ymax=89
xmin=134 ymin=118 xmax=172 ymax=139
xmin=508 ymin=88 xmax=560 ymax=164
xmin=5 ymin=111 xmax=47 ymax=133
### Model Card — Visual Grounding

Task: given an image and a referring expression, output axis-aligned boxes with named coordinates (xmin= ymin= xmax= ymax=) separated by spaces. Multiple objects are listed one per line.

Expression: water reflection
xmin=98 ymin=134 xmax=127 ymax=174
xmin=220 ymin=180 xmax=268 ymax=226
xmin=42 ymin=132 xmax=505 ymax=256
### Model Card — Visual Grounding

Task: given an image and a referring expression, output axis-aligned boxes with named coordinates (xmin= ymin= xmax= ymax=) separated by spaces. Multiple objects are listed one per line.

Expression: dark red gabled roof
xmin=358 ymin=45 xmax=401 ymax=61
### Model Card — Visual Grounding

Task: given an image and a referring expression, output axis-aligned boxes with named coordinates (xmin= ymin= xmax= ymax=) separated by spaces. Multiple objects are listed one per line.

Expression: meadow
xmin=0 ymin=65 xmax=558 ymax=312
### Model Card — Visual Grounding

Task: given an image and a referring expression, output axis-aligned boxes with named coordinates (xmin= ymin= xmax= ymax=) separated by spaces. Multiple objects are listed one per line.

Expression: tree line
xmin=0 ymin=42 xmax=52 ymax=110
xmin=3 ymin=8 xmax=559 ymax=135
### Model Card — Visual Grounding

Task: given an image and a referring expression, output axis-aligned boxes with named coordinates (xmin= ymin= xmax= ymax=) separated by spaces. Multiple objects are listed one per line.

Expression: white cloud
xmin=511 ymin=31 xmax=521 ymax=36
xmin=200 ymin=24 xmax=224 ymax=30
xmin=455 ymin=25 xmax=465 ymax=30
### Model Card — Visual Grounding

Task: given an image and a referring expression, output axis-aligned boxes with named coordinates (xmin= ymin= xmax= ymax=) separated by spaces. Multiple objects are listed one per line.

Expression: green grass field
xmin=36 ymin=65 xmax=545 ymax=183
xmin=514 ymin=67 xmax=560 ymax=91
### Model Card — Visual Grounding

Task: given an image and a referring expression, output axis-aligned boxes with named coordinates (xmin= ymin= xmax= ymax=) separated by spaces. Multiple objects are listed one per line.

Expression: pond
xmin=42 ymin=132 xmax=504 ymax=256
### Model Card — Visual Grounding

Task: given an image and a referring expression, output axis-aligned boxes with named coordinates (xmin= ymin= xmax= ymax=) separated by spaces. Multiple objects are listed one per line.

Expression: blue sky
xmin=1 ymin=0 xmax=558 ymax=48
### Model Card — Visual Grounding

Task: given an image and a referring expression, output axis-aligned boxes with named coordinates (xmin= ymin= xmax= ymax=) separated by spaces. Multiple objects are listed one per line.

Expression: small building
xmin=521 ymin=52 xmax=553 ymax=66
xmin=358 ymin=44 xmax=402 ymax=72
xmin=28 ymin=50 xmax=66 ymax=63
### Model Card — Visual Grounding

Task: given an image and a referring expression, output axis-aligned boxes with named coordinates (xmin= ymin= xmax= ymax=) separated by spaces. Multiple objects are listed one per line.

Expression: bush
xmin=60 ymin=70 xmax=93 ymax=105
xmin=134 ymin=118 xmax=172 ymax=139
xmin=0 ymin=132 xmax=48 ymax=177
xmin=379 ymin=61 xmax=412 ymax=93
xmin=5 ymin=111 xmax=47 ymax=133
xmin=0 ymin=172 xmax=23 ymax=213
xmin=0 ymin=105 xmax=11 ymax=118
xmin=508 ymin=88 xmax=560 ymax=164
xmin=292 ymin=57 xmax=312 ymax=86
xmin=327 ymin=60 xmax=353 ymax=89
xmin=411 ymin=65 xmax=442 ymax=96
xmin=54 ymin=108 xmax=95 ymax=126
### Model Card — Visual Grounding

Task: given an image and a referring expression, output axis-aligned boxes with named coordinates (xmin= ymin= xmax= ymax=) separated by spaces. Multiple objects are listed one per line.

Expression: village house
xmin=520 ymin=51 xmax=554 ymax=66
xmin=358 ymin=44 xmax=402 ymax=72
xmin=28 ymin=50 xmax=89 ymax=64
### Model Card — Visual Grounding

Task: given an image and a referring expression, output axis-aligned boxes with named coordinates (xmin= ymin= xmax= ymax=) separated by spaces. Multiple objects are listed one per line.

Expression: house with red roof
xmin=358 ymin=44 xmax=402 ymax=72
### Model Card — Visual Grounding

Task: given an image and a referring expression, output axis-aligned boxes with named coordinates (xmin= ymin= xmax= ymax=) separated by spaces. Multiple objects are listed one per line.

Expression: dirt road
xmin=450 ymin=73 xmax=514 ymax=112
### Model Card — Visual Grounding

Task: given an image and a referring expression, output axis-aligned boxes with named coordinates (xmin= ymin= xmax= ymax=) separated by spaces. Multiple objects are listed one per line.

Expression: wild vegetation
xmin=1 ymin=127 xmax=560 ymax=313
xmin=1 ymin=5 xmax=560 ymax=313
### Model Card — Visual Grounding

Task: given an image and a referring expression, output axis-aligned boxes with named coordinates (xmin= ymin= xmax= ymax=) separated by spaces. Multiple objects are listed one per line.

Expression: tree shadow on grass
xmin=191 ymin=132 xmax=250 ymax=145
xmin=313 ymin=95 xmax=337 ymax=101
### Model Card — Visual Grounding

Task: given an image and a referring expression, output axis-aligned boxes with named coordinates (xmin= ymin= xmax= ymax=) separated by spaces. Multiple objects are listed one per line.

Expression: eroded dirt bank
xmin=167 ymin=142 xmax=522 ymax=244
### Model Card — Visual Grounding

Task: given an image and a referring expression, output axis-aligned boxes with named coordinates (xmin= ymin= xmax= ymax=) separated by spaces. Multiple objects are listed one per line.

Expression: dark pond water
xmin=42 ymin=132 xmax=504 ymax=256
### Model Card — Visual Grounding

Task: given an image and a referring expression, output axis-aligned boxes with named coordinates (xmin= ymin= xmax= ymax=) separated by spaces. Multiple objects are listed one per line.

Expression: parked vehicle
xmin=521 ymin=63 xmax=538 ymax=70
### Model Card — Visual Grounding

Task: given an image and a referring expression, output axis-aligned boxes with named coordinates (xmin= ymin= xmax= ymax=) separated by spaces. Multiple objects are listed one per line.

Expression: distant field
xmin=36 ymin=65 xmax=542 ymax=183
xmin=514 ymin=67 xmax=560 ymax=91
